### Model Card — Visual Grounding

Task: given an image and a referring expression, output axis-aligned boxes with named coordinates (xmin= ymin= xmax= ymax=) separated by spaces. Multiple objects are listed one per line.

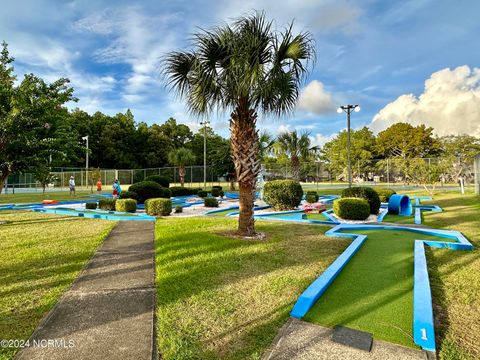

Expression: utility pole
xmin=82 ymin=136 xmax=89 ymax=189
xmin=337 ymin=105 xmax=361 ymax=188
xmin=200 ymin=120 xmax=210 ymax=189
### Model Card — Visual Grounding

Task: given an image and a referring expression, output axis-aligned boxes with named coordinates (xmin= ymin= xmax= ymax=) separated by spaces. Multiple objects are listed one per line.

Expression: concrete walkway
xmin=263 ymin=318 xmax=430 ymax=360
xmin=15 ymin=221 xmax=157 ymax=360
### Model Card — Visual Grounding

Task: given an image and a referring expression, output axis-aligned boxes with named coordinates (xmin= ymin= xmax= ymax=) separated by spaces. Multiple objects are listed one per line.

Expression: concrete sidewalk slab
xmin=15 ymin=220 xmax=156 ymax=360
xmin=263 ymin=318 xmax=428 ymax=360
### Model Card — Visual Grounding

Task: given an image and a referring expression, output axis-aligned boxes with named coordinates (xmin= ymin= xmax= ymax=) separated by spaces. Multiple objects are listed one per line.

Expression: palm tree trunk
xmin=291 ymin=156 xmax=300 ymax=181
xmin=179 ymin=166 xmax=185 ymax=187
xmin=230 ymin=99 xmax=260 ymax=236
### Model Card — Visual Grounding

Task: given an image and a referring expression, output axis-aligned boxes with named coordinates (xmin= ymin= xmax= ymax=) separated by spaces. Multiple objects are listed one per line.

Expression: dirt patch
xmin=215 ymin=230 xmax=270 ymax=241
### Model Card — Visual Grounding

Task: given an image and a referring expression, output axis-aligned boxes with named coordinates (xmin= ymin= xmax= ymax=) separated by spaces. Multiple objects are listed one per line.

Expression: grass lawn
xmin=0 ymin=211 xmax=114 ymax=360
xmin=0 ymin=190 xmax=100 ymax=204
xmin=155 ymin=217 xmax=349 ymax=360
xmin=421 ymin=192 xmax=480 ymax=359
xmin=304 ymin=229 xmax=443 ymax=348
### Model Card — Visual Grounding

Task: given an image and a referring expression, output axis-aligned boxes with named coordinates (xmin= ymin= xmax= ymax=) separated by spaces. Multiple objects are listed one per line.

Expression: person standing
xmin=112 ymin=179 xmax=122 ymax=199
xmin=96 ymin=179 xmax=102 ymax=193
xmin=69 ymin=176 xmax=76 ymax=196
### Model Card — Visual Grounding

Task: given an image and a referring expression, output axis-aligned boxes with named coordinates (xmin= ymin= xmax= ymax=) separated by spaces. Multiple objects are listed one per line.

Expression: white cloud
xmin=277 ymin=124 xmax=291 ymax=134
xmin=309 ymin=133 xmax=334 ymax=147
xmin=370 ymin=65 xmax=480 ymax=136
xmin=297 ymin=80 xmax=336 ymax=115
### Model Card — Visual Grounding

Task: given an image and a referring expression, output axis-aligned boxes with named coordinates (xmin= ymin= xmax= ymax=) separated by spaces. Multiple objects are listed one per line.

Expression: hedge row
xmin=128 ymin=181 xmax=171 ymax=204
xmin=115 ymin=199 xmax=137 ymax=213
xmin=145 ymin=198 xmax=172 ymax=216
xmin=98 ymin=198 xmax=116 ymax=211
xmin=341 ymin=187 xmax=380 ymax=214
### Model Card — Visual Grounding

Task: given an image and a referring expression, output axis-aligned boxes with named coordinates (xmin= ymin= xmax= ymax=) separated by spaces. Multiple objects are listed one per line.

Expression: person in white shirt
xmin=69 ymin=176 xmax=76 ymax=196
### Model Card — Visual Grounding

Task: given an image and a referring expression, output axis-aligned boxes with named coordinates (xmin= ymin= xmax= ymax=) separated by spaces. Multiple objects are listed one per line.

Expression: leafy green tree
xmin=259 ymin=130 xmax=275 ymax=161
xmin=376 ymin=123 xmax=441 ymax=159
xmin=441 ymin=135 xmax=480 ymax=183
xmin=321 ymin=127 xmax=377 ymax=181
xmin=0 ymin=42 xmax=76 ymax=192
xmin=159 ymin=117 xmax=193 ymax=148
xmin=167 ymin=147 xmax=196 ymax=186
xmin=163 ymin=13 xmax=314 ymax=235
xmin=275 ymin=130 xmax=317 ymax=180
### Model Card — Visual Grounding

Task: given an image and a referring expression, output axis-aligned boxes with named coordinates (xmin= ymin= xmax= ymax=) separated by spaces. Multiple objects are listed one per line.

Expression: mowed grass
xmin=304 ymin=229 xmax=442 ymax=348
xmin=0 ymin=190 xmax=101 ymax=204
xmin=421 ymin=192 xmax=480 ymax=359
xmin=155 ymin=217 xmax=349 ymax=360
xmin=0 ymin=211 xmax=114 ymax=360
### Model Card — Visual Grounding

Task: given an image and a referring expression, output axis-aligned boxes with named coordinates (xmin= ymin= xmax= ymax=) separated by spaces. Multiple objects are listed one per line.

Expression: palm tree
xmin=163 ymin=13 xmax=314 ymax=236
xmin=167 ymin=148 xmax=196 ymax=187
xmin=258 ymin=130 xmax=275 ymax=161
xmin=275 ymin=130 xmax=318 ymax=181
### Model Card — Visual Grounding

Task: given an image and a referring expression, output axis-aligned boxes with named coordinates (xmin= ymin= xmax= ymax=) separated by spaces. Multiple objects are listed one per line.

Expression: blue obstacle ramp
xmin=388 ymin=194 xmax=412 ymax=216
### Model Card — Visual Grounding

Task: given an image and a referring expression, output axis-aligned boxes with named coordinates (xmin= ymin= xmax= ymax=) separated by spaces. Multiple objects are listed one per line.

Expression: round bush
xmin=211 ymin=188 xmax=221 ymax=197
xmin=204 ymin=197 xmax=219 ymax=207
xmin=85 ymin=202 xmax=97 ymax=210
xmin=197 ymin=190 xmax=208 ymax=198
xmin=129 ymin=181 xmax=171 ymax=204
xmin=98 ymin=198 xmax=116 ymax=211
xmin=305 ymin=191 xmax=319 ymax=203
xmin=143 ymin=175 xmax=170 ymax=188
xmin=263 ymin=180 xmax=303 ymax=211
xmin=145 ymin=198 xmax=172 ymax=216
xmin=333 ymin=198 xmax=370 ymax=220
xmin=375 ymin=188 xmax=396 ymax=203
xmin=341 ymin=186 xmax=380 ymax=214
xmin=119 ymin=190 xmax=137 ymax=201
xmin=115 ymin=199 xmax=137 ymax=213
xmin=175 ymin=204 xmax=183 ymax=213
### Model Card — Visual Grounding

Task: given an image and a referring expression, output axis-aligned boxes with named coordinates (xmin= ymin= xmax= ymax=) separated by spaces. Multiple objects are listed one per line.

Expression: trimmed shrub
xmin=175 ymin=204 xmax=183 ymax=213
xmin=333 ymin=198 xmax=370 ymax=220
xmin=144 ymin=175 xmax=170 ymax=188
xmin=341 ymin=186 xmax=380 ymax=214
xmin=119 ymin=190 xmax=137 ymax=200
xmin=145 ymin=198 xmax=172 ymax=216
xmin=263 ymin=180 xmax=303 ymax=211
xmin=129 ymin=181 xmax=171 ymax=204
xmin=375 ymin=188 xmax=396 ymax=203
xmin=85 ymin=202 xmax=97 ymax=210
xmin=305 ymin=191 xmax=319 ymax=203
xmin=212 ymin=185 xmax=223 ymax=190
xmin=197 ymin=190 xmax=208 ymax=198
xmin=99 ymin=198 xmax=116 ymax=211
xmin=204 ymin=197 xmax=219 ymax=207
xmin=169 ymin=186 xmax=199 ymax=197
xmin=115 ymin=199 xmax=137 ymax=213
xmin=219 ymin=190 xmax=224 ymax=198
xmin=211 ymin=188 xmax=221 ymax=197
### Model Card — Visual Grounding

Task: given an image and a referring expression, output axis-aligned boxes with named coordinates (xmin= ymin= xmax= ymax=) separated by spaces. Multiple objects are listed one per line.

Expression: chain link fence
xmin=2 ymin=157 xmax=478 ymax=193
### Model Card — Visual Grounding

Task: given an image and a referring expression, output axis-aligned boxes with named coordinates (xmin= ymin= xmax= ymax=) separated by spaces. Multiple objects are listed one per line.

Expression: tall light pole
xmin=199 ymin=120 xmax=210 ymax=188
xmin=337 ymin=105 xmax=360 ymax=188
xmin=82 ymin=136 xmax=89 ymax=188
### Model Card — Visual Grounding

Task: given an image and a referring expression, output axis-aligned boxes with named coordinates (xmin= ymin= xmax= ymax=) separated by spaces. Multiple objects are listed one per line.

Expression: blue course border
xmin=290 ymin=223 xmax=473 ymax=352
xmin=33 ymin=207 xmax=155 ymax=221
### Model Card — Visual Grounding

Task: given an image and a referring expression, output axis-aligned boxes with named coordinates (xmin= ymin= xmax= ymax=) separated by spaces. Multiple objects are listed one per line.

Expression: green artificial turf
xmin=304 ymin=229 xmax=443 ymax=348
xmin=205 ymin=208 xmax=238 ymax=217
xmin=0 ymin=211 xmax=114 ymax=360
xmin=155 ymin=217 xmax=348 ymax=360
xmin=305 ymin=213 xmax=330 ymax=221
xmin=383 ymin=213 xmax=415 ymax=224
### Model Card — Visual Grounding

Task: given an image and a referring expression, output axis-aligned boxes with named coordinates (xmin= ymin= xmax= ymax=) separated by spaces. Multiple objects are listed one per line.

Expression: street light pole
xmin=82 ymin=136 xmax=89 ymax=189
xmin=199 ymin=120 xmax=210 ymax=189
xmin=337 ymin=105 xmax=360 ymax=188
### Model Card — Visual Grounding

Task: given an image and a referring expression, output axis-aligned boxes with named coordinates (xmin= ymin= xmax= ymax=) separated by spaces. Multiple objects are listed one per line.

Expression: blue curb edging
xmin=289 ymin=223 xmax=473 ymax=352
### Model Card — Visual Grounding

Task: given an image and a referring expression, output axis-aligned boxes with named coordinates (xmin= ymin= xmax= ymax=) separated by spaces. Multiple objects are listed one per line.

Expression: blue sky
xmin=2 ymin=0 xmax=480 ymax=143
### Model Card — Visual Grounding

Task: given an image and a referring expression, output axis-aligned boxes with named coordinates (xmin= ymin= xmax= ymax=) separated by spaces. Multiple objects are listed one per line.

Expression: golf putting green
xmin=303 ymin=229 xmax=446 ymax=348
